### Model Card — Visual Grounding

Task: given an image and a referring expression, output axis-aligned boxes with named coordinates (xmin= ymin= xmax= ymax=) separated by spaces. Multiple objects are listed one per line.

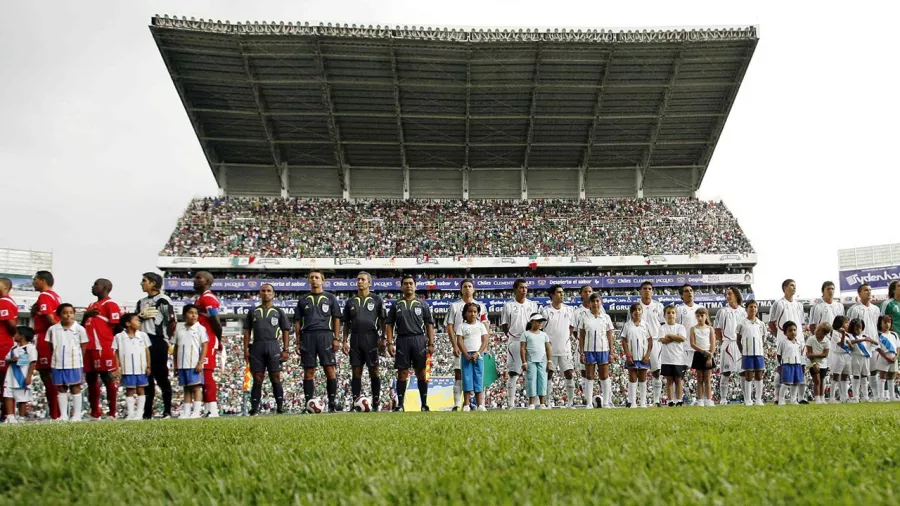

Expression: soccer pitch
xmin=1 ymin=405 xmax=898 ymax=505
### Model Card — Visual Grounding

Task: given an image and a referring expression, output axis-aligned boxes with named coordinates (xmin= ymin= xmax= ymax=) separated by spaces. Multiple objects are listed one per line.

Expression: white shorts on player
xmin=850 ymin=355 xmax=870 ymax=376
xmin=550 ymin=354 xmax=575 ymax=373
xmin=719 ymin=339 xmax=743 ymax=375
xmin=830 ymin=351 xmax=852 ymax=376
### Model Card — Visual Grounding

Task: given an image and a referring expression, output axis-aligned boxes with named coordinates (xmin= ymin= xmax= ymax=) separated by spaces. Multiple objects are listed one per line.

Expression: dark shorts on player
xmin=350 ymin=331 xmax=380 ymax=368
xmin=661 ymin=364 xmax=687 ymax=378
xmin=250 ymin=340 xmax=283 ymax=373
xmin=300 ymin=330 xmax=336 ymax=368
xmin=394 ymin=334 xmax=427 ymax=371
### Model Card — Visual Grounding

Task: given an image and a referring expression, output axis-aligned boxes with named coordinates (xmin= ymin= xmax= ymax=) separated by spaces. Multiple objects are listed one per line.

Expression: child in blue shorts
xmin=112 ymin=313 xmax=152 ymax=420
xmin=173 ymin=305 xmax=209 ymax=419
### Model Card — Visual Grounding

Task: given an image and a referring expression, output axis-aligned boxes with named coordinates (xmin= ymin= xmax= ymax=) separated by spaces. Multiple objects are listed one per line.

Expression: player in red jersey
xmin=31 ymin=270 xmax=61 ymax=419
xmin=82 ymin=279 xmax=121 ymax=419
xmin=193 ymin=271 xmax=222 ymax=417
xmin=0 ymin=278 xmax=19 ymax=422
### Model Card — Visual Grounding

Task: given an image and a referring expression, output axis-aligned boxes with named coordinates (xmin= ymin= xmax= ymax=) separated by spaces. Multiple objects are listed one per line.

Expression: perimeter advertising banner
xmin=164 ymin=273 xmax=752 ymax=292
xmin=187 ymin=293 xmax=753 ymax=315
xmin=840 ymin=265 xmax=900 ymax=292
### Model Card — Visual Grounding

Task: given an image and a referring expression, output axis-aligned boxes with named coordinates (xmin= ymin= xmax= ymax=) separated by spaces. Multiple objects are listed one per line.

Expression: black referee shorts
xmin=250 ymin=340 xmax=283 ymax=373
xmin=300 ymin=330 xmax=336 ymax=368
xmin=350 ymin=331 xmax=380 ymax=368
xmin=394 ymin=334 xmax=427 ymax=371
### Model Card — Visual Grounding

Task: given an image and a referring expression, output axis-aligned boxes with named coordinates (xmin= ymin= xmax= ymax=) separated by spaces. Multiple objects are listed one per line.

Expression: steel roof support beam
xmin=187 ymin=108 xmax=725 ymax=121
xmin=313 ymin=39 xmax=349 ymax=192
xmin=237 ymin=38 xmax=285 ymax=185
xmin=388 ymin=45 xmax=408 ymax=172
xmin=639 ymin=48 xmax=684 ymax=191
xmin=696 ymin=41 xmax=758 ymax=189
xmin=522 ymin=44 xmax=543 ymax=170
xmin=463 ymin=48 xmax=472 ymax=170
xmin=199 ymin=137 xmax=709 ymax=147
xmin=581 ymin=49 xmax=614 ymax=169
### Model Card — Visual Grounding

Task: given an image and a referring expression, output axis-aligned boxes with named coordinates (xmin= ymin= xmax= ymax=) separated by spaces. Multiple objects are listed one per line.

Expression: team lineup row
xmin=2 ymin=272 xmax=899 ymax=421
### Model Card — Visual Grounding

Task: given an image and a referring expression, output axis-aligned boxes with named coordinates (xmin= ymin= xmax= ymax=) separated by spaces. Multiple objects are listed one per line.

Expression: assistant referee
xmin=243 ymin=283 xmax=291 ymax=415
xmin=386 ymin=274 xmax=435 ymax=412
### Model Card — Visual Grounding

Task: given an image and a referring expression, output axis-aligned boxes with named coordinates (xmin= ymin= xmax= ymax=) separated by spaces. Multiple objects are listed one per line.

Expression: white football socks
xmin=638 ymin=381 xmax=647 ymax=407
xmin=565 ymin=378 xmax=576 ymax=407
xmin=627 ymin=382 xmax=636 ymax=406
xmin=57 ymin=393 xmax=69 ymax=421
xmin=720 ymin=377 xmax=729 ymax=403
xmin=584 ymin=380 xmax=594 ymax=406
xmin=652 ymin=377 xmax=662 ymax=404
xmin=126 ymin=397 xmax=136 ymax=419
xmin=755 ymin=380 xmax=763 ymax=403
xmin=137 ymin=395 xmax=146 ymax=417
xmin=454 ymin=380 xmax=463 ymax=408
xmin=72 ymin=393 xmax=83 ymax=421
xmin=743 ymin=379 xmax=752 ymax=404
xmin=182 ymin=402 xmax=192 ymax=419
xmin=506 ymin=377 xmax=517 ymax=409
xmin=602 ymin=378 xmax=612 ymax=407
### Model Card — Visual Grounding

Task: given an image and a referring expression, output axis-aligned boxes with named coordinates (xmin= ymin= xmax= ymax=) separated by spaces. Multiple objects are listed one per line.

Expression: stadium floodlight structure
xmin=150 ymin=16 xmax=757 ymax=199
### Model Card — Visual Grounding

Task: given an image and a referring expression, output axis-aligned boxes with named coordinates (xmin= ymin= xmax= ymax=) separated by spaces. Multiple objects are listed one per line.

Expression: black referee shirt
xmin=343 ymin=294 xmax=385 ymax=336
xmin=386 ymin=298 xmax=433 ymax=337
xmin=294 ymin=292 xmax=340 ymax=332
xmin=244 ymin=305 xmax=291 ymax=342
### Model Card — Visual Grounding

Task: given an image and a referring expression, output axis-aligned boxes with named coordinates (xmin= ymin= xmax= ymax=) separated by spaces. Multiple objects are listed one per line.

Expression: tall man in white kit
xmin=769 ymin=279 xmax=806 ymax=404
xmin=676 ymin=284 xmax=702 ymax=404
xmin=445 ymin=279 xmax=488 ymax=411
xmin=500 ymin=279 xmax=539 ymax=409
xmin=638 ymin=282 xmax=666 ymax=406
xmin=540 ymin=285 xmax=576 ymax=408
xmin=847 ymin=283 xmax=882 ymax=400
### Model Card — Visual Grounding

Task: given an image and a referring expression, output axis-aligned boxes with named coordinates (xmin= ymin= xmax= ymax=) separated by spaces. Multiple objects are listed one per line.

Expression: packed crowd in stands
xmin=161 ymin=197 xmax=754 ymax=258
xmin=24 ymin=326 xmax=876 ymax=417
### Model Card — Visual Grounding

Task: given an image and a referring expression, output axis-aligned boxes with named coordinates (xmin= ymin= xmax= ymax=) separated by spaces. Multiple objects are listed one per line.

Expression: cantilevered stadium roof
xmin=150 ymin=16 xmax=757 ymax=199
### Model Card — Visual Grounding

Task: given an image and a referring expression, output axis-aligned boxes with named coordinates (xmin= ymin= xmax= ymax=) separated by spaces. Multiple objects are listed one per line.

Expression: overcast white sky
xmin=2 ymin=0 xmax=898 ymax=305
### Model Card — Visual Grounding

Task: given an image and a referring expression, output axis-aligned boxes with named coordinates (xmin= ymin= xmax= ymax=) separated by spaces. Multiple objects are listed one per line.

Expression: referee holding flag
xmin=386 ymin=274 xmax=435 ymax=412
xmin=243 ymin=283 xmax=291 ymax=415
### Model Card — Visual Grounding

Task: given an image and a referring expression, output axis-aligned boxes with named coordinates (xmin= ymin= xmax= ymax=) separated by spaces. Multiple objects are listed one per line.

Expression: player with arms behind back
xmin=638 ymin=282 xmax=666 ymax=407
xmin=31 ymin=270 xmax=61 ymax=419
xmin=541 ymin=285 xmax=576 ymax=408
xmin=193 ymin=271 xmax=223 ymax=417
xmin=500 ymin=279 xmax=539 ymax=410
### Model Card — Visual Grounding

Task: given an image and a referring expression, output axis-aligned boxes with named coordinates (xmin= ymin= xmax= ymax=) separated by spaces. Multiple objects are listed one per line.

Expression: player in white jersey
xmin=675 ymin=284 xmax=702 ymax=404
xmin=768 ymin=279 xmax=806 ymax=404
xmin=737 ymin=300 xmax=766 ymax=406
xmin=714 ymin=287 xmax=746 ymax=405
xmin=658 ymin=305 xmax=688 ymax=406
xmin=112 ymin=313 xmax=152 ymax=420
xmin=828 ymin=316 xmax=852 ymax=403
xmin=573 ymin=284 xmax=594 ymax=405
xmin=776 ymin=321 xmax=804 ymax=405
xmin=578 ymin=294 xmax=614 ymax=408
xmin=540 ymin=285 xmax=576 ymax=408
xmin=846 ymin=283 xmax=882 ymax=400
xmin=46 ymin=304 xmax=89 ymax=421
xmin=638 ymin=282 xmax=665 ymax=406
xmin=808 ymin=281 xmax=845 ymax=334
xmin=500 ymin=279 xmax=539 ymax=410
xmin=445 ymin=279 xmax=489 ymax=411
xmin=173 ymin=305 xmax=209 ymax=418
xmin=620 ymin=303 xmax=652 ymax=408
xmin=874 ymin=315 xmax=899 ymax=401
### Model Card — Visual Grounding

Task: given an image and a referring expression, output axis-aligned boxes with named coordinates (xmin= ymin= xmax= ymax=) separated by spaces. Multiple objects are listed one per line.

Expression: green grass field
xmin=1 ymin=405 xmax=898 ymax=505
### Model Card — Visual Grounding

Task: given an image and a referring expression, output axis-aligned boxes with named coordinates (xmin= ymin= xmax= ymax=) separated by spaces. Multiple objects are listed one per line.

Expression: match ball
xmin=592 ymin=395 xmax=603 ymax=409
xmin=354 ymin=397 xmax=372 ymax=412
xmin=307 ymin=398 xmax=325 ymax=414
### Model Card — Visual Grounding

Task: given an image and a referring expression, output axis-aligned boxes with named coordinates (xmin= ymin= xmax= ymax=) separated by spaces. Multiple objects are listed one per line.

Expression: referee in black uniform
xmin=342 ymin=271 xmax=386 ymax=411
xmin=386 ymin=274 xmax=435 ymax=412
xmin=243 ymin=283 xmax=291 ymax=415
xmin=295 ymin=270 xmax=342 ymax=412
xmin=136 ymin=272 xmax=177 ymax=419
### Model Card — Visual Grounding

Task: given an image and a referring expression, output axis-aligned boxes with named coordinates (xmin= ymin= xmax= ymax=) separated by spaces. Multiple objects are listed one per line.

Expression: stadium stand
xmin=161 ymin=197 xmax=753 ymax=257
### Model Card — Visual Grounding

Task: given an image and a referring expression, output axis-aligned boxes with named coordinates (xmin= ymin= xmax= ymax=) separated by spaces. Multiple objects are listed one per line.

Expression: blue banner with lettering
xmin=840 ymin=266 xmax=900 ymax=292
xmin=165 ymin=273 xmax=750 ymax=292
